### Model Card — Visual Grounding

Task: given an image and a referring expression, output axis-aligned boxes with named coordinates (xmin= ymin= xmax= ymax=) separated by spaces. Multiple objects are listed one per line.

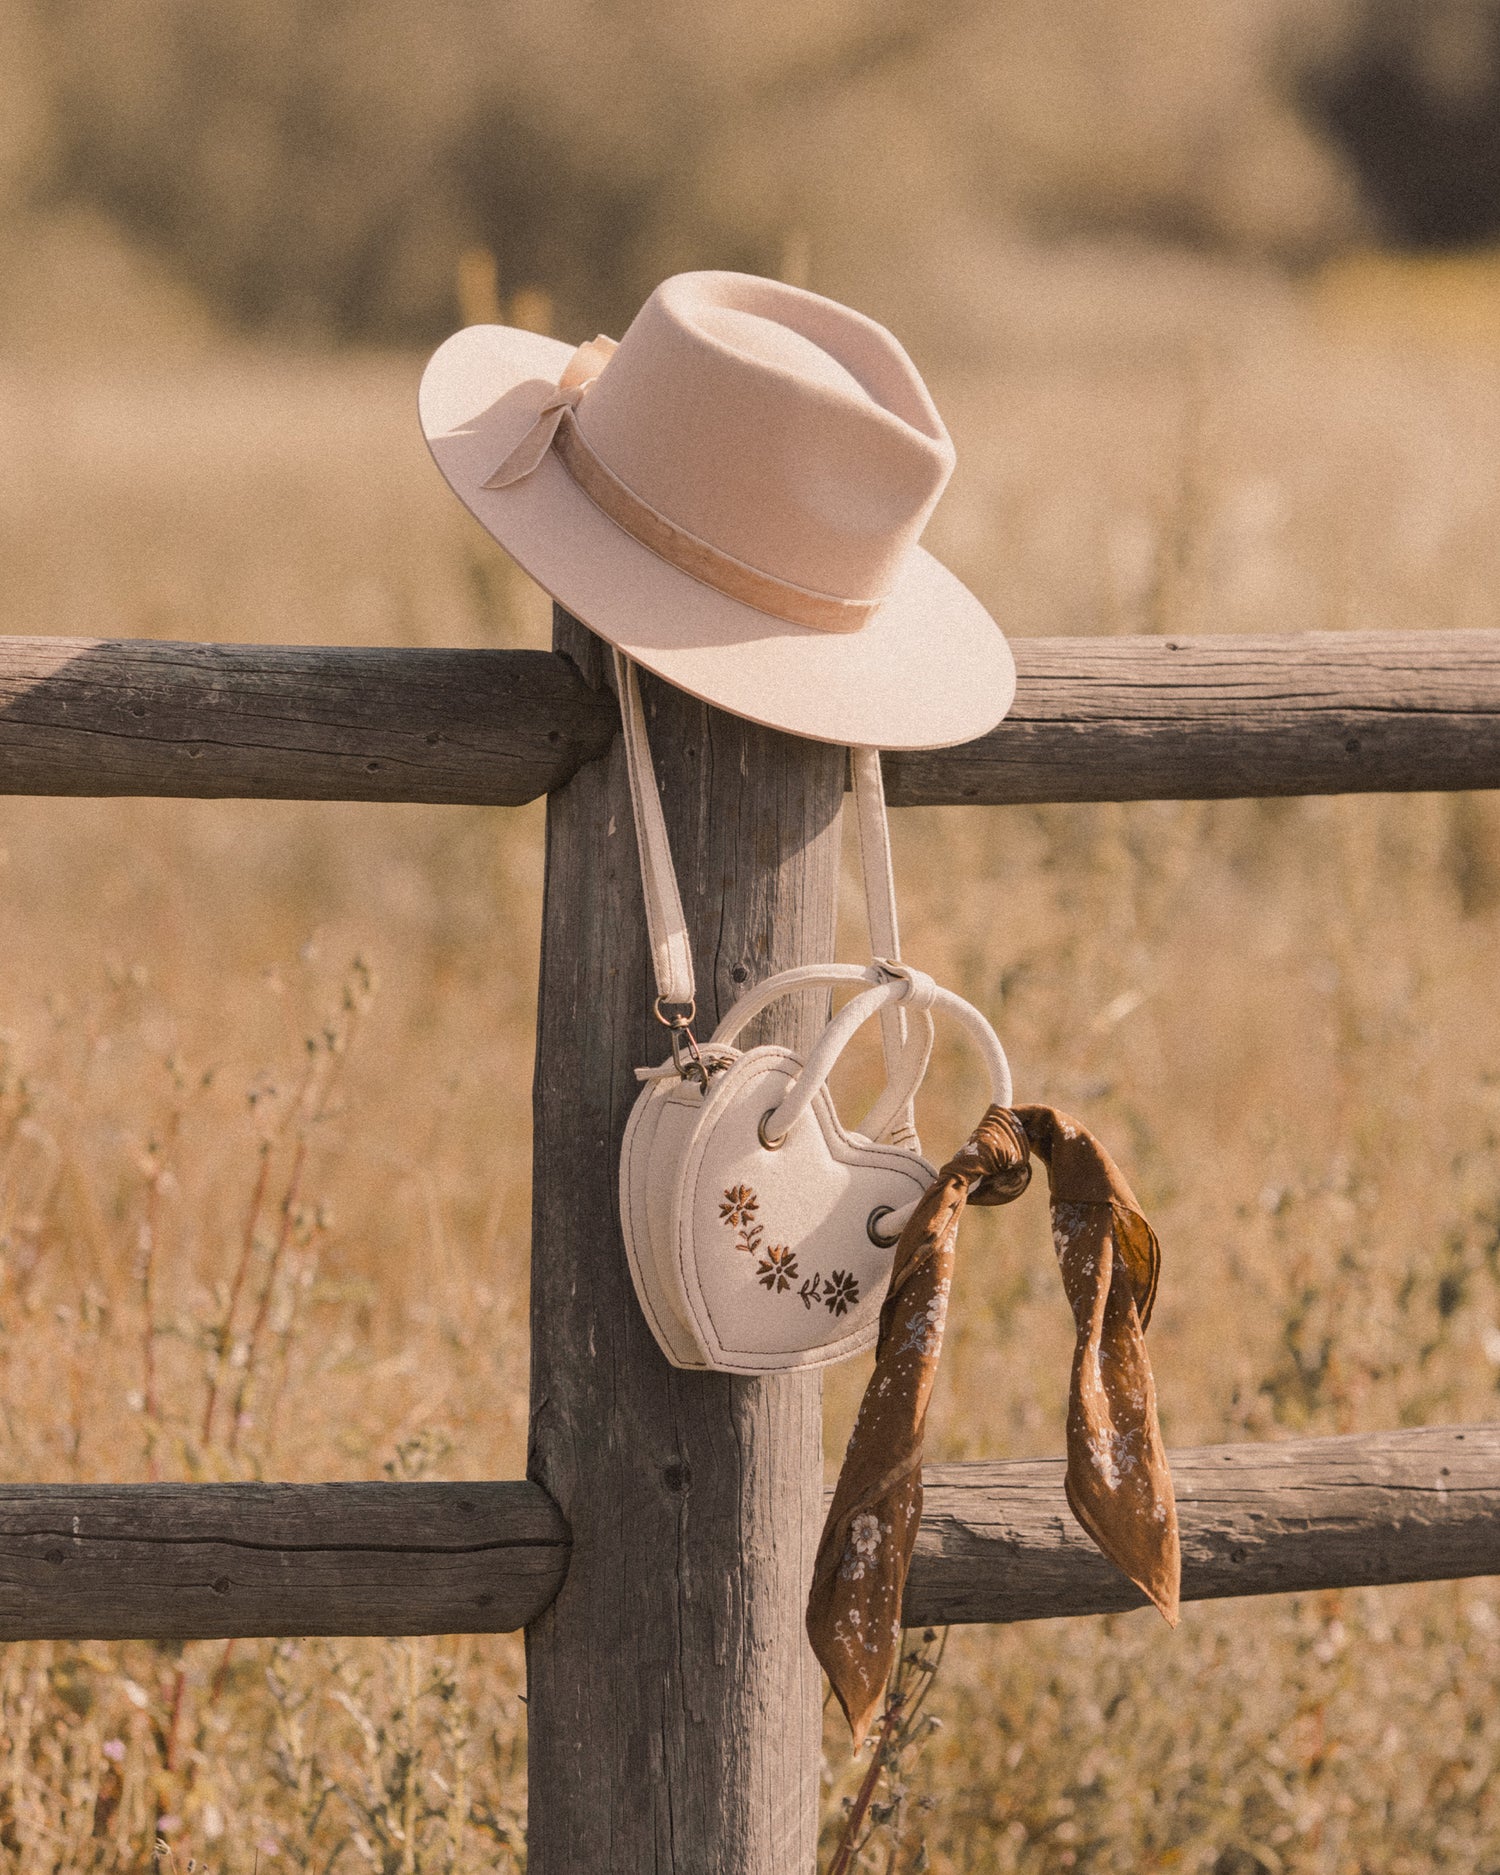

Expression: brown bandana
xmin=807 ymin=1105 xmax=1180 ymax=1745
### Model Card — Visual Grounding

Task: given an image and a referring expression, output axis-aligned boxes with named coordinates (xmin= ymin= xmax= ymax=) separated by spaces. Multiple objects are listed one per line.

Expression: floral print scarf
xmin=806 ymin=1104 xmax=1180 ymax=1745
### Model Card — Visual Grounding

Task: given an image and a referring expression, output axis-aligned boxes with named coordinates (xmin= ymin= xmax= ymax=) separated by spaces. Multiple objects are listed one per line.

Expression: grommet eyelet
xmin=867 ymin=1205 xmax=900 ymax=1247
xmin=758 ymin=1108 xmax=787 ymax=1151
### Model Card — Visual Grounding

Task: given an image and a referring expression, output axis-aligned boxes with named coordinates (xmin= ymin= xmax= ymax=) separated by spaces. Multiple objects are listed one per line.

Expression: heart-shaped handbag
xmin=613 ymin=652 xmax=1013 ymax=1373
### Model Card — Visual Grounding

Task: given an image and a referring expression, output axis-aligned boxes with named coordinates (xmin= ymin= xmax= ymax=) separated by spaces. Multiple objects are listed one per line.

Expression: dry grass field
xmin=1 ymin=256 xmax=1500 ymax=1869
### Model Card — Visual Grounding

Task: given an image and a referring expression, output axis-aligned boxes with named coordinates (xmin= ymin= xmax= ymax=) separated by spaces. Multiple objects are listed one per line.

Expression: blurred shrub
xmin=3 ymin=0 xmax=1369 ymax=344
xmin=11 ymin=0 xmax=1499 ymax=345
xmin=1303 ymin=0 xmax=1500 ymax=248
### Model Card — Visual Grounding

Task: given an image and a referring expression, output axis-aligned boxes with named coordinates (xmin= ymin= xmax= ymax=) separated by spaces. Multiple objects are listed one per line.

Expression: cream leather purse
xmin=615 ymin=654 xmax=1012 ymax=1373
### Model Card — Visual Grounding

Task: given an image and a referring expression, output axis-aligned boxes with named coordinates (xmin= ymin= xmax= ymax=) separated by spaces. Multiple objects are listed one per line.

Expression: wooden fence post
xmin=525 ymin=608 xmax=845 ymax=1873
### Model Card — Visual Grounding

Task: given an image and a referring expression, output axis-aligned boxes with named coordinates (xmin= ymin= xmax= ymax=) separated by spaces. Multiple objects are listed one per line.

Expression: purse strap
xmin=616 ymin=649 xmax=697 ymax=1017
xmin=851 ymin=745 xmax=919 ymax=1149
xmin=613 ymin=650 xmax=919 ymax=1143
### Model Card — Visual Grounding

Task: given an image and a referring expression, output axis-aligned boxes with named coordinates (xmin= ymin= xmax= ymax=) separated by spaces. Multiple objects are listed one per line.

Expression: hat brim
xmin=419 ymin=324 xmax=1015 ymax=751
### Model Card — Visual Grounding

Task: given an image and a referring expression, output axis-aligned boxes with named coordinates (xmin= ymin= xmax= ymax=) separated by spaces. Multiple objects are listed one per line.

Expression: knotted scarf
xmin=807 ymin=1104 xmax=1180 ymax=1745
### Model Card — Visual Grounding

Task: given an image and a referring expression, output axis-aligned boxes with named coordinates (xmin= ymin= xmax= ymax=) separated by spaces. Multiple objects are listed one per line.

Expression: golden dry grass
xmin=1 ymin=261 xmax=1500 ymax=1868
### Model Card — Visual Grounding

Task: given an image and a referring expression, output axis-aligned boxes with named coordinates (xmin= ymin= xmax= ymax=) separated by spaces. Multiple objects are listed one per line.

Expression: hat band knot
xmin=482 ymin=334 xmax=621 ymax=489
xmin=484 ymin=337 xmax=885 ymax=636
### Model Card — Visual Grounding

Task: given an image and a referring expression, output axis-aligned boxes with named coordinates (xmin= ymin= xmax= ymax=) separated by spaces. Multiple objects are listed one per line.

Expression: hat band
xmin=552 ymin=410 xmax=882 ymax=635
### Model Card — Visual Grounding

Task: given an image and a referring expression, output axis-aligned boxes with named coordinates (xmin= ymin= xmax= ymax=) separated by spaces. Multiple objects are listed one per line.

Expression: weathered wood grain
xmin=0 ymin=638 xmax=616 ymax=804
xmin=0 ymin=630 xmax=1498 ymax=806
xmin=883 ymin=630 xmax=1500 ymax=805
xmin=906 ymin=1423 xmax=1500 ymax=1627
xmin=0 ymin=1480 xmax=567 ymax=1639
xmin=0 ymin=1427 xmax=1488 ymax=1641
xmin=524 ymin=610 xmax=842 ymax=1874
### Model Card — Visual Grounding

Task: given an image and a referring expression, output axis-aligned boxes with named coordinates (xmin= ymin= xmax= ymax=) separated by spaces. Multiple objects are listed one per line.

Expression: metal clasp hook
xmin=655 ymin=996 xmax=711 ymax=1090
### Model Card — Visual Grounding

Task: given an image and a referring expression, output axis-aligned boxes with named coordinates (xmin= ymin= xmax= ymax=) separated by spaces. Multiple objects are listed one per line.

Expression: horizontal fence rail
xmin=0 ymin=1426 xmax=1490 ymax=1641
xmin=0 ymin=631 xmax=1497 ymax=807
xmin=885 ymin=630 xmax=1500 ymax=806
xmin=0 ymin=640 xmax=618 ymax=806
xmin=0 ymin=1480 xmax=569 ymax=1640
xmin=907 ymin=1422 xmax=1500 ymax=1626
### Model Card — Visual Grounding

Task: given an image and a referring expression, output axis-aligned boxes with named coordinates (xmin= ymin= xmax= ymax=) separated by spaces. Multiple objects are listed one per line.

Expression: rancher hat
xmin=419 ymin=270 xmax=1014 ymax=750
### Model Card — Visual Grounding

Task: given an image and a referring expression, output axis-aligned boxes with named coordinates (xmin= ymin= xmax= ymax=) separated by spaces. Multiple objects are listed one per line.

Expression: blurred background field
xmin=3 ymin=0 xmax=1500 ymax=1869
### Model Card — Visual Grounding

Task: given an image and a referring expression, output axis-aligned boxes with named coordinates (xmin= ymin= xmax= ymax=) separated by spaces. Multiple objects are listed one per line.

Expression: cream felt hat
xmin=419 ymin=270 xmax=1014 ymax=750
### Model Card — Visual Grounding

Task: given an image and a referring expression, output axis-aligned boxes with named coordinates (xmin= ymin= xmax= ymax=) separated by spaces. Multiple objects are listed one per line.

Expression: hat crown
xmin=574 ymin=272 xmax=955 ymax=602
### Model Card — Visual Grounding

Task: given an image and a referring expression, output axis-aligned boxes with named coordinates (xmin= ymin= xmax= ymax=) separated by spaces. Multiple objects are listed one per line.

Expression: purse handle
xmin=615 ymin=651 xmax=922 ymax=1145
xmin=711 ymin=964 xmax=1012 ymax=1150
xmin=697 ymin=961 xmax=931 ymax=1142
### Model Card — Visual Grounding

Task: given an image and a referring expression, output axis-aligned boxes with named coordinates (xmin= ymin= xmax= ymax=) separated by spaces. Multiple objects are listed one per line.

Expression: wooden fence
xmin=1 ymin=615 xmax=1498 ymax=1872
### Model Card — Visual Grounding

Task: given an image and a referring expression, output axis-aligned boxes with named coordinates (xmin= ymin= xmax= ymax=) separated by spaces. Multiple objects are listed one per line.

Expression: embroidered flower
xmin=757 ymin=1245 xmax=799 ymax=1293
xmin=719 ymin=1184 xmax=767 ymax=1256
xmin=719 ymin=1185 xmax=759 ymax=1229
xmin=823 ymin=1270 xmax=860 ymax=1317
xmin=798 ymin=1272 xmax=824 ymax=1310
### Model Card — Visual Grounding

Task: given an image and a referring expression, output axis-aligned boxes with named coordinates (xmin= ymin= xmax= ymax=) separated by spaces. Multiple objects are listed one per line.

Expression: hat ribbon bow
xmin=483 ymin=334 xmax=620 ymax=490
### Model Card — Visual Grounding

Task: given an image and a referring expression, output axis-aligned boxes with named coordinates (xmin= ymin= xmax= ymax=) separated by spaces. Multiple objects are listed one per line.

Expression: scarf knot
xmin=954 ymin=1103 xmax=1032 ymax=1206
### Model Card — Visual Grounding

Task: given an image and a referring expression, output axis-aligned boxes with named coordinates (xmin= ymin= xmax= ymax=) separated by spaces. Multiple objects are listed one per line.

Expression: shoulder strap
xmin=850 ymin=745 xmax=920 ymax=1150
xmin=614 ymin=652 xmax=919 ymax=1144
xmin=615 ymin=649 xmax=696 ymax=1014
